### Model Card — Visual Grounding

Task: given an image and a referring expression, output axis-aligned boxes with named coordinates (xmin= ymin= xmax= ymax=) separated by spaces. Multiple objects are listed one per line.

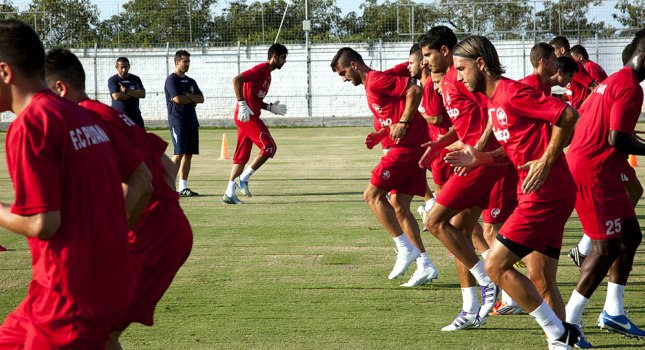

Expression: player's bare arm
xmin=171 ymin=95 xmax=198 ymax=105
xmin=390 ymin=82 xmax=422 ymax=142
xmin=609 ymin=130 xmax=645 ymax=155
xmin=365 ymin=127 xmax=389 ymax=150
xmin=418 ymin=128 xmax=458 ymax=168
xmin=122 ymin=162 xmax=154 ymax=228
xmin=161 ymin=153 xmax=178 ymax=189
xmin=474 ymin=119 xmax=494 ymax=152
xmin=0 ymin=205 xmax=61 ymax=240
xmin=444 ymin=144 xmax=510 ymax=167
xmin=233 ymin=73 xmax=245 ymax=101
xmin=185 ymin=92 xmax=204 ymax=104
xmin=519 ymin=105 xmax=578 ymax=194
xmin=421 ymin=112 xmax=443 ymax=126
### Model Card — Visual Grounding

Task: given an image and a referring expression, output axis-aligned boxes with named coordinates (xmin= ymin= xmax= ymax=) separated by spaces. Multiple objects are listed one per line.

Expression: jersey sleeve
xmin=506 ymin=83 xmax=568 ymax=125
xmin=133 ymin=75 xmax=145 ymax=91
xmin=383 ymin=62 xmax=410 ymax=77
xmin=191 ymin=79 xmax=203 ymax=95
xmin=371 ymin=72 xmax=410 ymax=98
xmin=422 ymin=84 xmax=444 ymax=117
xmin=89 ymin=112 xmax=144 ymax=181
xmin=610 ymin=84 xmax=644 ymax=134
xmin=573 ymin=65 xmax=596 ymax=88
xmin=7 ymin=115 xmax=63 ymax=215
xmin=164 ymin=75 xmax=182 ymax=99
xmin=108 ymin=76 xmax=119 ymax=95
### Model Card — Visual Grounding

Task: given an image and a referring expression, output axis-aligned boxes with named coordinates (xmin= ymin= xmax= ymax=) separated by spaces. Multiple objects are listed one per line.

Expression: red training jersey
xmin=519 ymin=73 xmax=551 ymax=97
xmin=584 ymin=60 xmax=608 ymax=83
xmin=565 ymin=61 xmax=596 ymax=109
xmin=365 ymin=69 xmax=429 ymax=150
xmin=420 ymin=81 xmax=452 ymax=141
xmin=442 ymin=66 xmax=498 ymax=151
xmin=567 ymin=67 xmax=644 ymax=187
xmin=235 ymin=62 xmax=271 ymax=118
xmin=6 ymin=91 xmax=137 ymax=314
xmin=488 ymin=78 xmax=572 ymax=200
xmin=383 ymin=62 xmax=410 ymax=78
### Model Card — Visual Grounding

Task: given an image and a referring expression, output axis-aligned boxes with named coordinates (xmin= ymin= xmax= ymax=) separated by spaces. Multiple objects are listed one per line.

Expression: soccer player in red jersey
xmin=519 ymin=42 xmax=558 ymax=96
xmin=0 ymin=19 xmax=152 ymax=349
xmin=418 ymin=26 xmax=511 ymax=330
xmin=563 ymin=33 xmax=645 ymax=344
xmin=43 ymin=48 xmax=194 ymax=350
xmin=550 ymin=36 xmax=598 ymax=109
xmin=570 ymin=44 xmax=608 ymax=83
xmin=444 ymin=35 xmax=581 ymax=348
xmin=330 ymin=47 xmax=438 ymax=286
xmin=222 ymin=44 xmax=288 ymax=204
xmin=549 ymin=56 xmax=578 ymax=91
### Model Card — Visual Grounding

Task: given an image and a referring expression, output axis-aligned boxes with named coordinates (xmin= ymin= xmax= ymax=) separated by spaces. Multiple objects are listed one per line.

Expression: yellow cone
xmin=219 ymin=134 xmax=230 ymax=160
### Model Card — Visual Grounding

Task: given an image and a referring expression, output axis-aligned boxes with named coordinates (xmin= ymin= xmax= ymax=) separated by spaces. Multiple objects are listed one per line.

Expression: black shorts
xmin=170 ymin=125 xmax=199 ymax=155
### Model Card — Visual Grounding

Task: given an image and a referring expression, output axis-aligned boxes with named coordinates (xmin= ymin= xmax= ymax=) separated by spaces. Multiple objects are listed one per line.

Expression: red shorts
xmin=499 ymin=192 xmax=575 ymax=254
xmin=112 ymin=200 xmax=193 ymax=331
xmin=370 ymin=148 xmax=426 ymax=197
xmin=574 ymin=183 xmax=634 ymax=240
xmin=436 ymin=165 xmax=506 ymax=211
xmin=621 ymin=162 xmax=636 ymax=184
xmin=233 ymin=117 xmax=276 ymax=164
xmin=430 ymin=149 xmax=452 ymax=186
xmin=482 ymin=165 xmax=518 ymax=224
xmin=0 ymin=281 xmax=121 ymax=350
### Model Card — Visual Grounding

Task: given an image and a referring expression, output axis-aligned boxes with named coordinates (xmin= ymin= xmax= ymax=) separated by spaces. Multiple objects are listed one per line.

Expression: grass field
xmin=0 ymin=127 xmax=644 ymax=349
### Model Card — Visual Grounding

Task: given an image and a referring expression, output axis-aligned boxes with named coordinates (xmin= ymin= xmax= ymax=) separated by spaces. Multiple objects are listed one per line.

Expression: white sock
xmin=393 ymin=234 xmax=414 ymax=252
xmin=462 ymin=287 xmax=480 ymax=314
xmin=225 ymin=180 xmax=236 ymax=197
xmin=604 ymin=282 xmax=625 ymax=316
xmin=417 ymin=252 xmax=435 ymax=268
xmin=578 ymin=234 xmax=592 ymax=256
xmin=565 ymin=289 xmax=589 ymax=325
xmin=530 ymin=301 xmax=565 ymax=341
xmin=424 ymin=197 xmax=436 ymax=211
xmin=501 ymin=290 xmax=519 ymax=306
xmin=481 ymin=249 xmax=489 ymax=260
xmin=469 ymin=260 xmax=492 ymax=286
xmin=240 ymin=167 xmax=255 ymax=182
xmin=179 ymin=179 xmax=188 ymax=191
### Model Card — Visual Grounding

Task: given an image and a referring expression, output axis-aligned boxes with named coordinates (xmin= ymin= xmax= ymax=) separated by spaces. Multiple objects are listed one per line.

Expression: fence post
xmin=522 ymin=32 xmax=526 ymax=78
xmin=594 ymin=32 xmax=599 ymax=62
xmin=93 ymin=43 xmax=98 ymax=100
xmin=304 ymin=0 xmax=312 ymax=117
xmin=237 ymin=41 xmax=241 ymax=74
xmin=378 ymin=38 xmax=383 ymax=71
xmin=165 ymin=42 xmax=170 ymax=77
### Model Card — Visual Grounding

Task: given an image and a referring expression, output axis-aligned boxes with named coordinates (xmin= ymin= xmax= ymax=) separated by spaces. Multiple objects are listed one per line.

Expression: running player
xmin=0 ymin=19 xmax=150 ymax=349
xmin=570 ymin=44 xmax=608 ymax=83
xmin=445 ymin=34 xmax=581 ymax=349
xmin=330 ymin=47 xmax=438 ymax=286
xmin=549 ymin=36 xmax=598 ymax=109
xmin=222 ymin=43 xmax=288 ymax=204
xmin=44 ymin=48 xmax=194 ymax=350
xmin=519 ymin=42 xmax=558 ymax=96
xmin=564 ymin=33 xmax=645 ymax=345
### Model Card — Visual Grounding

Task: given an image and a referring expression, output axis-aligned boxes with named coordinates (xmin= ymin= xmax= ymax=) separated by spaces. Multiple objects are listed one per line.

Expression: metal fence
xmin=1 ymin=0 xmax=644 ymax=48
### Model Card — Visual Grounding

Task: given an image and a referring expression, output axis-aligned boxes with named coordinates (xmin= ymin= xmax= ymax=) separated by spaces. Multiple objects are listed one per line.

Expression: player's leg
xmin=364 ymin=183 xmax=419 ymax=279
xmin=223 ymin=128 xmax=253 ymax=204
xmin=236 ymin=119 xmax=276 ymax=197
xmin=175 ymin=125 xmax=199 ymax=196
xmin=524 ymin=251 xmax=565 ymax=320
xmin=391 ymin=193 xmax=438 ymax=287
xmin=597 ymin=217 xmax=645 ymax=338
xmin=0 ymin=300 xmax=29 ymax=349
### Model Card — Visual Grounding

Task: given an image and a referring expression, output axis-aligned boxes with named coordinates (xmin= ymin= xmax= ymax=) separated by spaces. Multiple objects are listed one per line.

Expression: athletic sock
xmin=578 ymin=234 xmax=592 ymax=256
xmin=462 ymin=287 xmax=479 ymax=314
xmin=179 ymin=179 xmax=188 ymax=191
xmin=530 ymin=301 xmax=565 ymax=340
xmin=424 ymin=197 xmax=436 ymax=211
xmin=225 ymin=180 xmax=236 ymax=197
xmin=240 ymin=167 xmax=255 ymax=182
xmin=469 ymin=260 xmax=492 ymax=286
xmin=393 ymin=234 xmax=414 ymax=252
xmin=565 ymin=289 xmax=589 ymax=325
xmin=501 ymin=290 xmax=519 ymax=306
xmin=604 ymin=282 xmax=625 ymax=316
xmin=481 ymin=249 xmax=489 ymax=260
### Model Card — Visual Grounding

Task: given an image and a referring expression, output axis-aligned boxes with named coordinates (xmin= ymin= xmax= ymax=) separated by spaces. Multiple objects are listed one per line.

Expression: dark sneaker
xmin=568 ymin=246 xmax=587 ymax=268
xmin=179 ymin=188 xmax=199 ymax=197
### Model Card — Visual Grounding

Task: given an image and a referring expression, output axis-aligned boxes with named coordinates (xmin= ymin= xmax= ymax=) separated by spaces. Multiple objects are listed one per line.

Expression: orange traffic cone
xmin=629 ymin=154 xmax=638 ymax=167
xmin=219 ymin=134 xmax=230 ymax=160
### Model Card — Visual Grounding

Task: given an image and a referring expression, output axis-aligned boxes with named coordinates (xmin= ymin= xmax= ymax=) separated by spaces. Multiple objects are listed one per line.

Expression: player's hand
xmin=237 ymin=101 xmax=254 ymax=122
xmin=268 ymin=100 xmax=287 ymax=115
xmin=419 ymin=141 xmax=443 ymax=168
xmin=444 ymin=145 xmax=482 ymax=176
xmin=119 ymin=83 xmax=127 ymax=93
xmin=390 ymin=122 xmax=408 ymax=143
xmin=518 ymin=158 xmax=551 ymax=194
xmin=365 ymin=128 xmax=389 ymax=150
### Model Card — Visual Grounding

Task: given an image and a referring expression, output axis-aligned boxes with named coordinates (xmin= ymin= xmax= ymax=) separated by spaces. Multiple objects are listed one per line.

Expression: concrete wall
xmin=1 ymin=38 xmax=642 ymax=127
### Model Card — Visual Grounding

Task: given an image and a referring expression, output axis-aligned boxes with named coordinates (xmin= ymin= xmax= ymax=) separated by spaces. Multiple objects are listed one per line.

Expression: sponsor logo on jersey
xmin=447 ymin=107 xmax=459 ymax=119
xmin=381 ymin=170 xmax=391 ymax=180
xmin=496 ymin=107 xmax=508 ymax=126
xmin=379 ymin=118 xmax=393 ymax=128
xmin=372 ymin=103 xmax=383 ymax=114
xmin=596 ymin=83 xmax=608 ymax=95
xmin=418 ymin=105 xmax=426 ymax=113
xmin=118 ymin=113 xmax=136 ymax=127
xmin=258 ymin=90 xmax=267 ymax=99
xmin=493 ymin=126 xmax=510 ymax=143
xmin=491 ymin=208 xmax=501 ymax=218
xmin=189 ymin=86 xmax=195 ymax=94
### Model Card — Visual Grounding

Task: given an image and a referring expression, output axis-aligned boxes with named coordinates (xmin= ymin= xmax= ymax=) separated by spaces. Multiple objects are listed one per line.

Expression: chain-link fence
xmin=1 ymin=0 xmax=644 ymax=48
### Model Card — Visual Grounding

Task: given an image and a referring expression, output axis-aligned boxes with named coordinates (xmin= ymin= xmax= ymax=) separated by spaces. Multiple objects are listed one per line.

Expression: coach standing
xmin=109 ymin=56 xmax=146 ymax=127
xmin=165 ymin=50 xmax=204 ymax=197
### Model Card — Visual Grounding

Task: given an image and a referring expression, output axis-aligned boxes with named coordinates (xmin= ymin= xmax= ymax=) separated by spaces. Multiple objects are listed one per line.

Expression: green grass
xmin=0 ymin=127 xmax=644 ymax=349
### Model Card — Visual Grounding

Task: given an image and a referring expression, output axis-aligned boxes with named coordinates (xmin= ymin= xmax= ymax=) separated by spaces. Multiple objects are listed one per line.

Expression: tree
xmin=355 ymin=0 xmax=442 ymax=42
xmin=20 ymin=0 xmax=100 ymax=47
xmin=97 ymin=0 xmax=217 ymax=47
xmin=0 ymin=1 xmax=18 ymax=16
xmin=535 ymin=0 xmax=613 ymax=40
xmin=613 ymin=0 xmax=645 ymax=35
xmin=435 ymin=0 xmax=532 ymax=39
